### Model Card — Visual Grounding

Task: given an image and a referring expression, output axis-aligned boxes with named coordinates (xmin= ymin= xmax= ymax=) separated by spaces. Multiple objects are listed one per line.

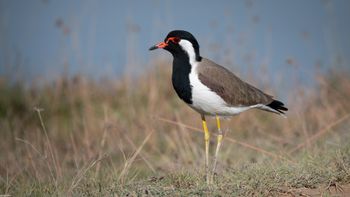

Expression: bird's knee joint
xmin=204 ymin=132 xmax=210 ymax=142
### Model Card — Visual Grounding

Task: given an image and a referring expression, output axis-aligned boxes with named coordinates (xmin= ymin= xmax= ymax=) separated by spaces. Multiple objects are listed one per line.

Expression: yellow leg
xmin=201 ymin=115 xmax=210 ymax=184
xmin=212 ymin=115 xmax=223 ymax=182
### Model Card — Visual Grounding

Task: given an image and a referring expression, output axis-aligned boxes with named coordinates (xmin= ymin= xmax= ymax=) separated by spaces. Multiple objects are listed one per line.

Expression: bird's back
xmin=197 ymin=58 xmax=273 ymax=107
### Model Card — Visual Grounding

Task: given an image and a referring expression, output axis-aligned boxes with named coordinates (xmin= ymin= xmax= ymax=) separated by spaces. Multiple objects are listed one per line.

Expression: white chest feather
xmin=189 ymin=64 xmax=257 ymax=116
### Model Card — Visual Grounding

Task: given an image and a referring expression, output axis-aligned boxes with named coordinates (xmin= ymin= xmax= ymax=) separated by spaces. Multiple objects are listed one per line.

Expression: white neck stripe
xmin=178 ymin=40 xmax=198 ymax=65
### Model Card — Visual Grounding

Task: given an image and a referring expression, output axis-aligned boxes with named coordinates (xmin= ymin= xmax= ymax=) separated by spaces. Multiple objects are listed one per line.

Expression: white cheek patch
xmin=179 ymin=40 xmax=197 ymax=65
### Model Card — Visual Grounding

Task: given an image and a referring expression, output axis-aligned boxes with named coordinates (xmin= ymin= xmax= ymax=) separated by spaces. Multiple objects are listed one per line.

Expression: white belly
xmin=188 ymin=63 xmax=257 ymax=116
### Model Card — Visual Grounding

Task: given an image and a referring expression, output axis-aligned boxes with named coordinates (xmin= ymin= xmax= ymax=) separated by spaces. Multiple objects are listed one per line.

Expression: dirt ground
xmin=280 ymin=184 xmax=350 ymax=197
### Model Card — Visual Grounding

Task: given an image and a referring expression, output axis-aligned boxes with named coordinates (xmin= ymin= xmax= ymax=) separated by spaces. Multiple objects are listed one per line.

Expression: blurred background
xmin=1 ymin=0 xmax=350 ymax=195
xmin=1 ymin=0 xmax=350 ymax=87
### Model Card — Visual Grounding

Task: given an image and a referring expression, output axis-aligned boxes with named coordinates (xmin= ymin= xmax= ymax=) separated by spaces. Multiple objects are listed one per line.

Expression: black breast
xmin=171 ymin=55 xmax=193 ymax=104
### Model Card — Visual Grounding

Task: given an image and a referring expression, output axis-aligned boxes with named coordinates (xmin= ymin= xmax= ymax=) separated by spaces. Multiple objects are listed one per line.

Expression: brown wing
xmin=197 ymin=58 xmax=273 ymax=106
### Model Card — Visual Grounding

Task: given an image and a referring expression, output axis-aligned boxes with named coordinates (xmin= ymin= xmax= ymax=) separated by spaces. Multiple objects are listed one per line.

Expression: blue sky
xmin=1 ymin=0 xmax=350 ymax=88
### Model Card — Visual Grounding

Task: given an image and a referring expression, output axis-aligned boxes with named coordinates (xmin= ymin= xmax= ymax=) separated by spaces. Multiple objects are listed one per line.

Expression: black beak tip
xmin=149 ymin=45 xmax=158 ymax=51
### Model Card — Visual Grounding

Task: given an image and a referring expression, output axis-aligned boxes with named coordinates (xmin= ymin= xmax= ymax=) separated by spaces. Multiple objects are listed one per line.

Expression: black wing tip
xmin=267 ymin=100 xmax=288 ymax=114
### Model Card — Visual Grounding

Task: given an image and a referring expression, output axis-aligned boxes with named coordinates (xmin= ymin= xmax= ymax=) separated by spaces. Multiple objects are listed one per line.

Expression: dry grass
xmin=0 ymin=61 xmax=350 ymax=196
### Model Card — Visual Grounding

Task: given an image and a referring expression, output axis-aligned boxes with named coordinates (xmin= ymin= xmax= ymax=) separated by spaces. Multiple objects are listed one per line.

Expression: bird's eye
xmin=167 ymin=37 xmax=180 ymax=44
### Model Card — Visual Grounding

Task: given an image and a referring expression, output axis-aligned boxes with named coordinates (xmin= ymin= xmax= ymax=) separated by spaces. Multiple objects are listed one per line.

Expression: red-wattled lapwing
xmin=149 ymin=30 xmax=287 ymax=184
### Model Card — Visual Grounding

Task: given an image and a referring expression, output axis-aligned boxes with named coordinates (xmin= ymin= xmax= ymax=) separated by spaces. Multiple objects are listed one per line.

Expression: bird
xmin=149 ymin=30 xmax=288 ymax=184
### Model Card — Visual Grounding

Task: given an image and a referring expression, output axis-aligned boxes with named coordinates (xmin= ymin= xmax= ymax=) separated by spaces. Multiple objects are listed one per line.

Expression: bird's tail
xmin=266 ymin=100 xmax=288 ymax=116
xmin=259 ymin=100 xmax=288 ymax=117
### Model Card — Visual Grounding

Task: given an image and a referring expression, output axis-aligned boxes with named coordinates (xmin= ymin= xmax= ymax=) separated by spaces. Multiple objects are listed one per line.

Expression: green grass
xmin=3 ymin=143 xmax=349 ymax=196
xmin=113 ymin=144 xmax=350 ymax=196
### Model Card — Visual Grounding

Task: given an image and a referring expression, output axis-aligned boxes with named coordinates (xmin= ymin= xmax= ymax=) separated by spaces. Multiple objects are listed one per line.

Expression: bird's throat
xmin=171 ymin=56 xmax=193 ymax=104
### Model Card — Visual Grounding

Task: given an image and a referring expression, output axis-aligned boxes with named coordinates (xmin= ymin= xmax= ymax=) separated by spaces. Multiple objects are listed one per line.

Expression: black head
xmin=149 ymin=30 xmax=202 ymax=61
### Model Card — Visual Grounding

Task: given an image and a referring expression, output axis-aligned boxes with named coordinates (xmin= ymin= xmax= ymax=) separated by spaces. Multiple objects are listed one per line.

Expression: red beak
xmin=149 ymin=42 xmax=168 ymax=50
